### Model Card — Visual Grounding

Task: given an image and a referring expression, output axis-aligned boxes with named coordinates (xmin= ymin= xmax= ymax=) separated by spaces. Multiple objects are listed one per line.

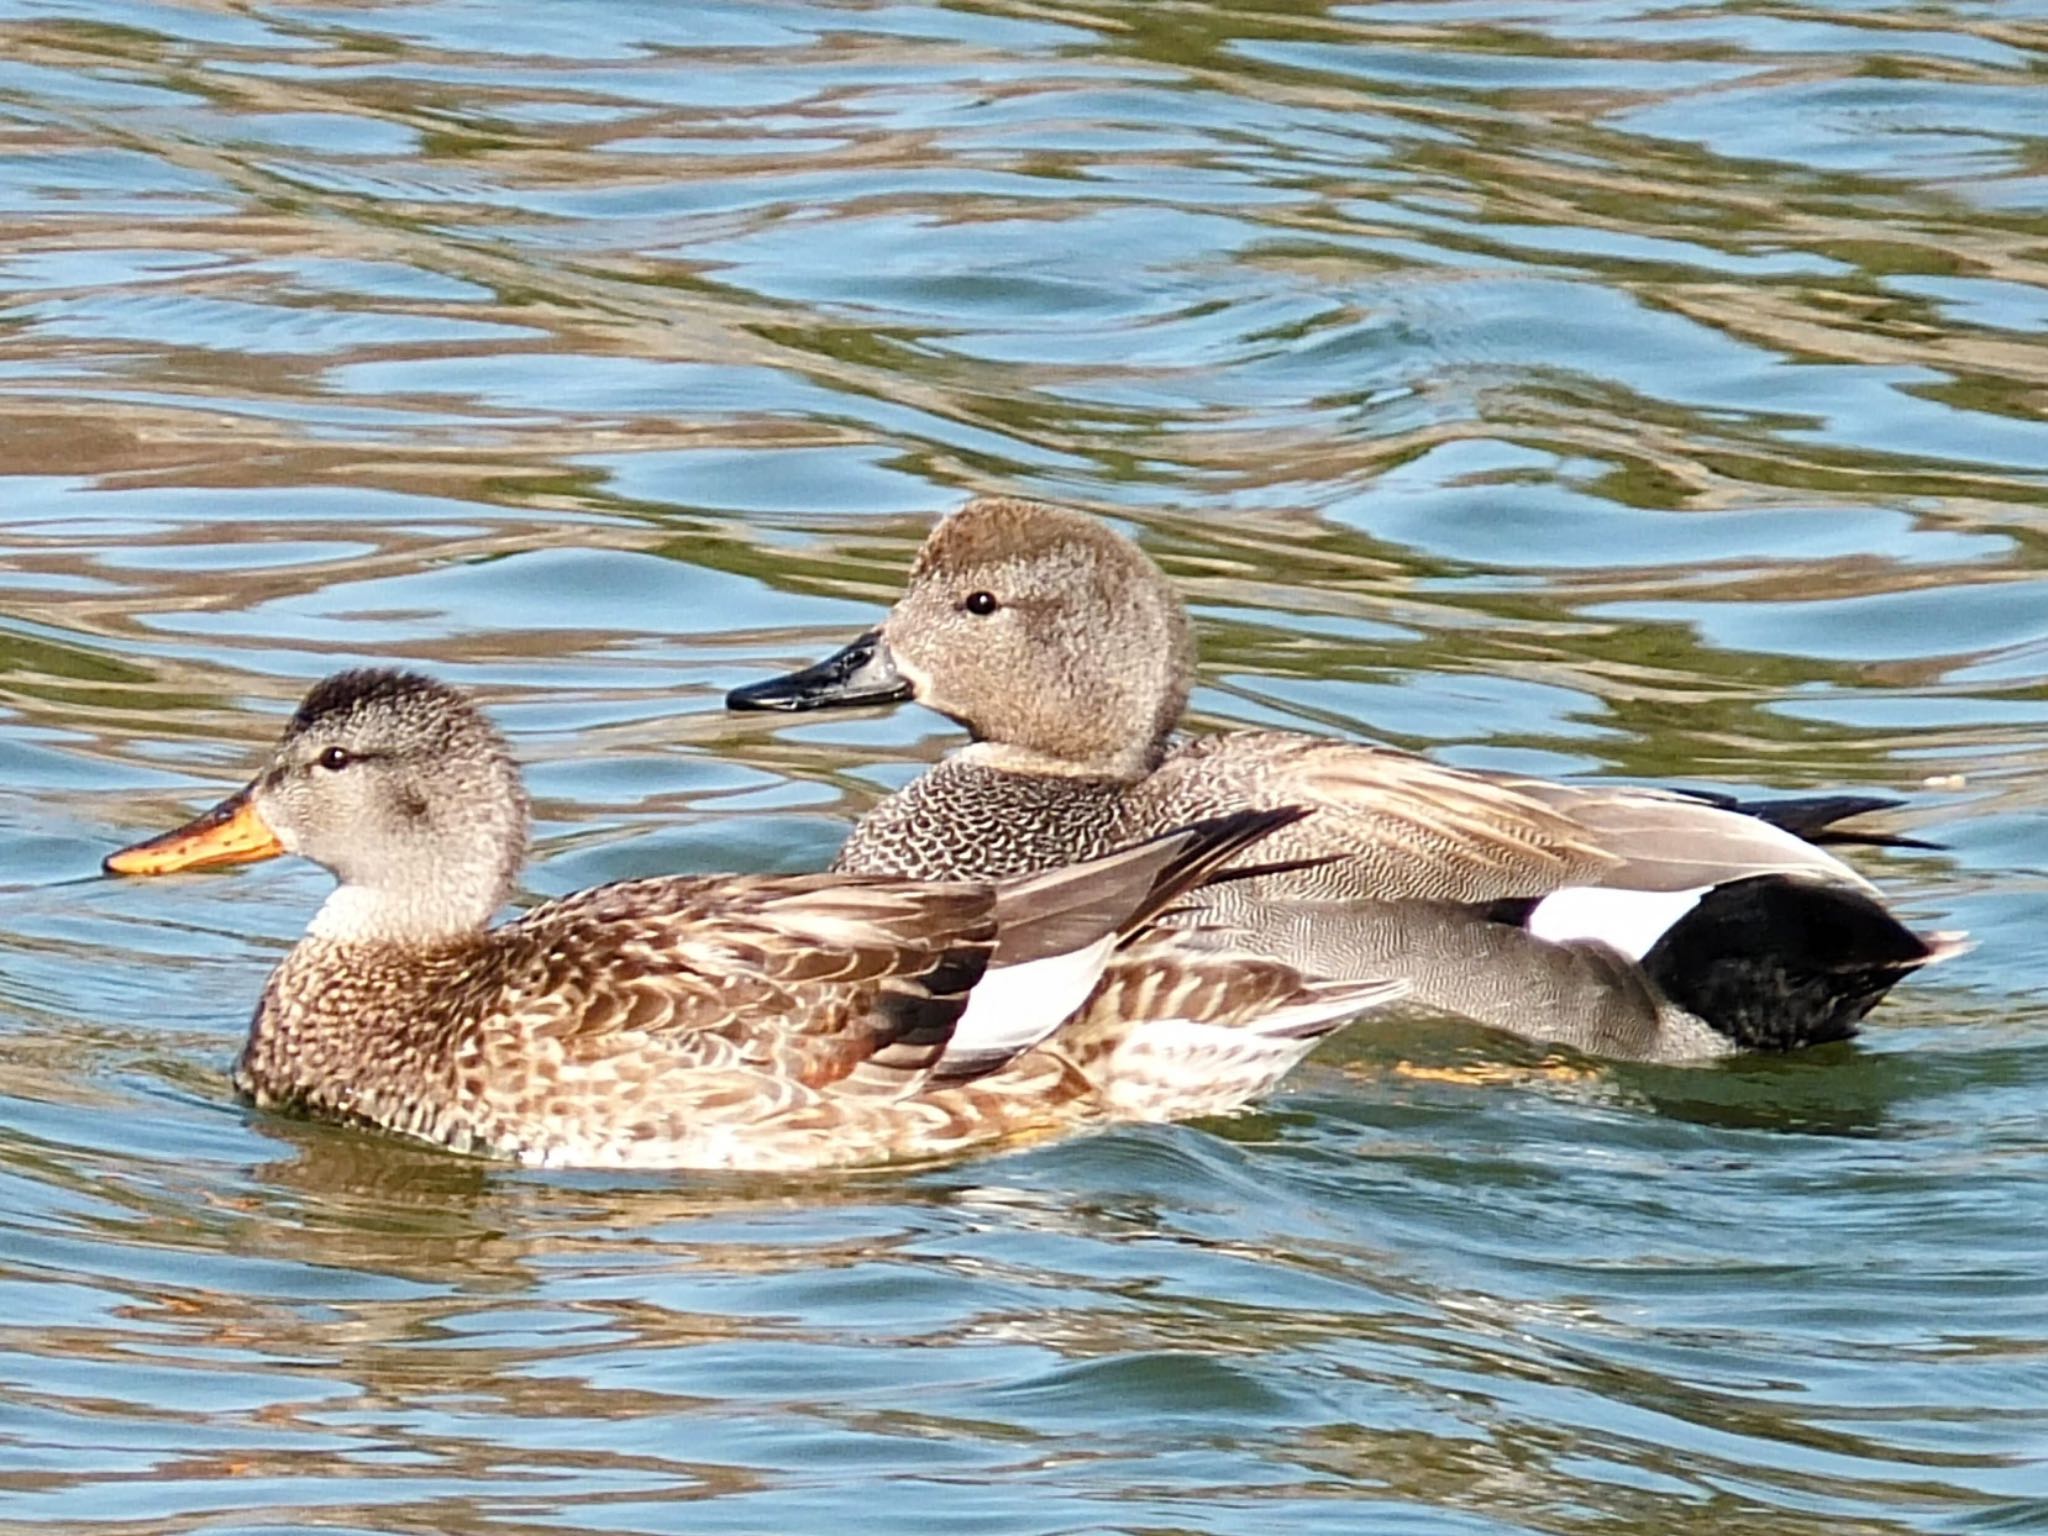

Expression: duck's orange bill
xmin=103 ymin=787 xmax=284 ymax=876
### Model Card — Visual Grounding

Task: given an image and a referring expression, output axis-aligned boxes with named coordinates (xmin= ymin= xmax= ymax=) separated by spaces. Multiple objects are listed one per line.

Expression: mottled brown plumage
xmin=728 ymin=498 xmax=1965 ymax=1060
xmin=106 ymin=669 xmax=1401 ymax=1170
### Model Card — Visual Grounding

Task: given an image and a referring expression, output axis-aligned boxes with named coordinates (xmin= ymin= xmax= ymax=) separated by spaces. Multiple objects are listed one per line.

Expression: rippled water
xmin=2 ymin=0 xmax=2045 ymax=1530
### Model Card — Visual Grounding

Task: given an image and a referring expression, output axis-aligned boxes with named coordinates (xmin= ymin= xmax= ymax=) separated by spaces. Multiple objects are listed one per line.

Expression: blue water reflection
xmin=0 ymin=0 xmax=2044 ymax=1531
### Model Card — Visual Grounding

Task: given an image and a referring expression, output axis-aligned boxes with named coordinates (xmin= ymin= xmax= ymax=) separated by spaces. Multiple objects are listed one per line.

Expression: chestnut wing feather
xmin=489 ymin=873 xmax=1000 ymax=1090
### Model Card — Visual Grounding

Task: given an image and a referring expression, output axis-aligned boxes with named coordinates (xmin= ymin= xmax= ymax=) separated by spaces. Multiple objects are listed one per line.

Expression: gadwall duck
xmin=728 ymin=498 xmax=1965 ymax=1062
xmin=104 ymin=669 xmax=1400 ymax=1171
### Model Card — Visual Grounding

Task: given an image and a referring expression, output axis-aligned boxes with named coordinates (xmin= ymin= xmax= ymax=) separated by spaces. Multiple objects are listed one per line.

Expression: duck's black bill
xmin=726 ymin=628 xmax=913 ymax=713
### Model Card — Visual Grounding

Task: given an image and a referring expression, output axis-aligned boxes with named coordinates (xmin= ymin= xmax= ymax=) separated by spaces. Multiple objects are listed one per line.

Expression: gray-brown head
xmin=730 ymin=498 xmax=1196 ymax=779
xmin=105 ymin=668 xmax=530 ymax=945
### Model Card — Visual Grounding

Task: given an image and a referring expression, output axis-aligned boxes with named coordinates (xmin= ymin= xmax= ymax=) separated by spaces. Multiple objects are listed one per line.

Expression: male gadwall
xmin=104 ymin=669 xmax=1400 ymax=1171
xmin=728 ymin=498 xmax=1965 ymax=1062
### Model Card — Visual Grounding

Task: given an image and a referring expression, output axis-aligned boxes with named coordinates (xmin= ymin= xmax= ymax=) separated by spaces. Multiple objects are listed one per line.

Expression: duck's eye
xmin=962 ymin=590 xmax=1000 ymax=616
xmin=317 ymin=745 xmax=353 ymax=772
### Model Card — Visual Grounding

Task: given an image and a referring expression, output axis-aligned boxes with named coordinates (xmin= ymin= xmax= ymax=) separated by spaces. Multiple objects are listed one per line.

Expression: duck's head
xmin=729 ymin=498 xmax=1195 ymax=779
xmin=105 ymin=668 xmax=529 ymax=944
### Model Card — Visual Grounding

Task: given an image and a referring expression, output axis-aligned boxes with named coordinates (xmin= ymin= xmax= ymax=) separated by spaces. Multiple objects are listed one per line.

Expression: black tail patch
xmin=1640 ymin=876 xmax=1942 ymax=1051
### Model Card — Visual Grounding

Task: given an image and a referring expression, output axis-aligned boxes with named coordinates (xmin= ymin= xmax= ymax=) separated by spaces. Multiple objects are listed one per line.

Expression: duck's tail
xmin=1638 ymin=875 xmax=1969 ymax=1051
xmin=1051 ymin=957 xmax=1405 ymax=1120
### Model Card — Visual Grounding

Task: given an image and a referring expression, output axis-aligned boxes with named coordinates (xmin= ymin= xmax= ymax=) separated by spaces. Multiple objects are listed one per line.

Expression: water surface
xmin=2 ymin=1 xmax=2045 ymax=1531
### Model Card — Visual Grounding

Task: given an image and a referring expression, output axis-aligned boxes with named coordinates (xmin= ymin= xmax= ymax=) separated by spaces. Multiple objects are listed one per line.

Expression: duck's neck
xmin=306 ymin=880 xmax=501 ymax=946
xmin=959 ymin=738 xmax=1161 ymax=783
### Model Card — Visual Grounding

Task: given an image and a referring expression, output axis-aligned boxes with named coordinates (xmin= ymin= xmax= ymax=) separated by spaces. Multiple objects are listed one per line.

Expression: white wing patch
xmin=935 ymin=934 xmax=1115 ymax=1072
xmin=1526 ymin=885 xmax=1713 ymax=961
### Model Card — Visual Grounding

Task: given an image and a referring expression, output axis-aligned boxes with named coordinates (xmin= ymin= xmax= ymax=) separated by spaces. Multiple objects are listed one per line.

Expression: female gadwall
xmin=728 ymin=499 xmax=1964 ymax=1062
xmin=104 ymin=668 xmax=1399 ymax=1171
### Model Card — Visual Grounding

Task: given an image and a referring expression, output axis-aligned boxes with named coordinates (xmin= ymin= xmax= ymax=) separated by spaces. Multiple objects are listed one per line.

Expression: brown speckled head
xmin=251 ymin=668 xmax=530 ymax=943
xmin=885 ymin=498 xmax=1196 ymax=778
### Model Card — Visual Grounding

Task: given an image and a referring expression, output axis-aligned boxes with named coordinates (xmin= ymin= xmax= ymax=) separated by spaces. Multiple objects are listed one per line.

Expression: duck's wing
xmin=500 ymin=874 xmax=1001 ymax=1094
xmin=934 ymin=805 xmax=1314 ymax=1076
xmin=497 ymin=807 xmax=1311 ymax=1095
xmin=1510 ymin=779 xmax=1879 ymax=895
xmin=1140 ymin=734 xmax=1874 ymax=904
